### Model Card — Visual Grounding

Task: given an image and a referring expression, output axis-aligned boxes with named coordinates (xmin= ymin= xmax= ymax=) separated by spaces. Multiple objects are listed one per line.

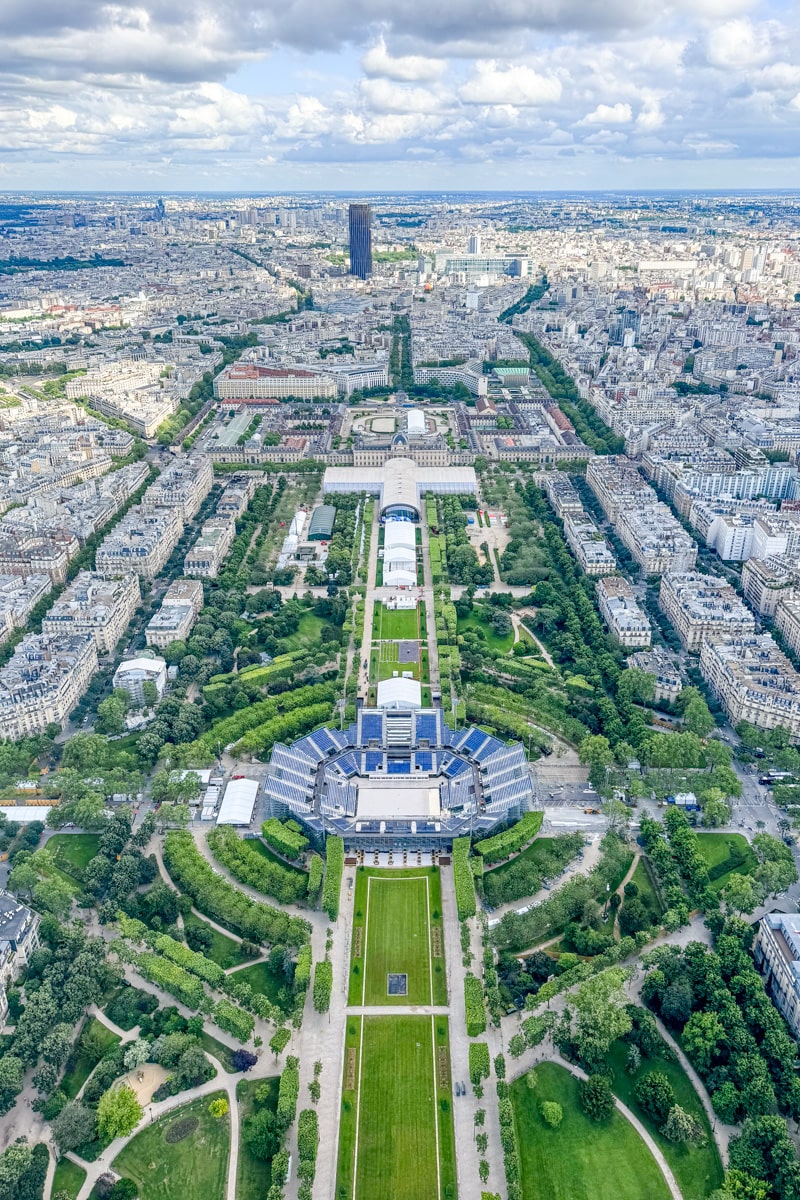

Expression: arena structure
xmin=262 ymin=706 xmax=535 ymax=849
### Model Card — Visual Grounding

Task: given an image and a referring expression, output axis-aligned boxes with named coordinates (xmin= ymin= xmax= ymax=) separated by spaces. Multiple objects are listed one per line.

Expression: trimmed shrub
xmin=321 ymin=836 xmax=344 ymax=920
xmin=261 ymin=818 xmax=309 ymax=860
xmin=454 ymin=837 xmax=477 ymax=921
xmin=277 ymin=1055 xmax=300 ymax=1127
xmin=474 ymin=812 xmax=543 ymax=864
xmin=464 ymin=973 xmax=486 ymax=1037
xmin=469 ymin=1042 xmax=491 ymax=1086
xmin=207 ymin=826 xmax=306 ymax=905
xmin=312 ymin=960 xmax=333 ymax=1014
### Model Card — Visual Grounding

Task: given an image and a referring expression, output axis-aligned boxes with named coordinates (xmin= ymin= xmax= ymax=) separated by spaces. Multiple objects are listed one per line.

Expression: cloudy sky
xmin=2 ymin=0 xmax=800 ymax=191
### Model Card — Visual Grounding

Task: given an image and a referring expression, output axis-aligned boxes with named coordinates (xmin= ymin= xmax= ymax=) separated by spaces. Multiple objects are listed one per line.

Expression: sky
xmin=3 ymin=0 xmax=800 ymax=192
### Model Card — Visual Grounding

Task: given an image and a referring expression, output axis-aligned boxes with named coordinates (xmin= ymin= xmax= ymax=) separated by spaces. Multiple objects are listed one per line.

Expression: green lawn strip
xmin=350 ymin=868 xmax=438 ymax=1006
xmin=605 ymin=1036 xmax=724 ymax=1200
xmin=355 ymin=1017 xmax=441 ymax=1200
xmin=113 ymin=1092 xmax=230 ymax=1200
xmin=229 ymin=960 xmax=294 ymax=1013
xmin=52 ymin=1158 xmax=86 ymax=1200
xmin=249 ymin=837 xmax=307 ymax=876
xmin=199 ymin=1031 xmax=237 ymax=1073
xmin=183 ymin=913 xmax=245 ymax=970
xmin=277 ymin=612 xmax=327 ymax=653
xmin=628 ymin=857 xmax=665 ymax=918
xmin=483 ymin=836 xmax=580 ymax=881
xmin=433 ymin=1018 xmax=457 ymax=1198
xmin=456 ymin=608 xmax=514 ymax=653
xmin=511 ymin=1062 xmax=671 ymax=1200
xmin=694 ymin=833 xmax=757 ymax=893
xmin=61 ymin=1017 xmax=120 ymax=1099
xmin=46 ymin=833 xmax=101 ymax=878
xmin=427 ymin=869 xmax=448 ymax=1006
xmin=336 ymin=1017 xmax=361 ymax=1199
xmin=236 ymin=1076 xmax=279 ymax=1200
xmin=378 ymin=603 xmax=420 ymax=641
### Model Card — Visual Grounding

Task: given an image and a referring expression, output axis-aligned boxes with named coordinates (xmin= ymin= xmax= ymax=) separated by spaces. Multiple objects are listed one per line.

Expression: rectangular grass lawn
xmin=512 ymin=1063 xmax=671 ymax=1200
xmin=695 ymin=833 xmax=757 ymax=892
xmin=46 ymin=833 xmax=101 ymax=877
xmin=350 ymin=869 xmax=446 ymax=1006
xmin=377 ymin=603 xmax=419 ymax=641
xmin=353 ymin=1016 xmax=449 ymax=1200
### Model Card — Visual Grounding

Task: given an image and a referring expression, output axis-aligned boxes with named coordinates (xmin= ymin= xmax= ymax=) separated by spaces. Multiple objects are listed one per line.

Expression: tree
xmin=208 ymin=1097 xmax=229 ymax=1118
xmin=32 ymin=875 xmax=73 ymax=918
xmin=232 ymin=1049 xmax=258 ymax=1072
xmin=270 ymin=1028 xmax=291 ymax=1059
xmin=123 ymin=1040 xmax=150 ymax=1071
xmin=710 ymin=1169 xmax=770 ymax=1200
xmin=579 ymin=735 xmax=613 ymax=791
xmin=635 ymin=1071 xmax=676 ymax=1121
xmin=242 ymin=1107 xmax=282 ymax=1161
xmin=702 ymin=794 xmax=731 ymax=828
xmin=151 ymin=771 xmax=200 ymax=806
xmin=96 ymin=1085 xmax=143 ymax=1141
xmin=52 ymin=1101 xmax=97 ymax=1152
xmin=540 ymin=1101 xmax=563 ymax=1128
xmin=617 ymin=668 xmax=655 ymax=706
xmin=96 ymin=695 xmax=128 ymax=736
xmin=678 ymin=687 xmax=715 ymax=738
xmin=662 ymin=1104 xmax=705 ymax=1145
xmin=571 ymin=968 xmax=632 ymax=1068
xmin=142 ymin=680 xmax=159 ymax=709
xmin=682 ymin=1011 xmax=725 ymax=1073
xmin=8 ymin=860 xmax=38 ymax=899
xmin=0 ymin=1055 xmax=23 ymax=1114
xmin=721 ymin=873 xmax=759 ymax=916
xmin=579 ymin=1074 xmax=614 ymax=1121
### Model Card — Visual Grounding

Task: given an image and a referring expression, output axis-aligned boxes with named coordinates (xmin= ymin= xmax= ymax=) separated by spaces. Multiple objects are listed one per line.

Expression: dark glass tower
xmin=348 ymin=203 xmax=372 ymax=279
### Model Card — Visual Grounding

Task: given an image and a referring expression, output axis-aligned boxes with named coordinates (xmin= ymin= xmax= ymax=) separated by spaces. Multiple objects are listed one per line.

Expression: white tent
xmin=384 ymin=519 xmax=416 ymax=586
xmin=376 ymin=677 xmax=422 ymax=710
xmin=216 ymin=778 xmax=259 ymax=825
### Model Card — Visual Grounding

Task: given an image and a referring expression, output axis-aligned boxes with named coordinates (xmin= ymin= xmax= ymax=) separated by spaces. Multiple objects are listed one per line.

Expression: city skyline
xmin=2 ymin=2 xmax=800 ymax=190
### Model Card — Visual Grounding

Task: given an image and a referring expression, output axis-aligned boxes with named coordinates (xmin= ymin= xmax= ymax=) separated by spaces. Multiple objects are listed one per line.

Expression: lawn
xmin=627 ymin=857 xmax=665 ymax=920
xmin=52 ymin=1158 xmax=86 ymax=1200
xmin=113 ymin=1092 xmax=230 ymax=1200
xmin=61 ymin=1017 xmax=120 ymax=1099
xmin=340 ymin=1016 xmax=453 ymax=1200
xmin=229 ymin=960 xmax=294 ymax=1013
xmin=456 ymin=607 xmax=514 ymax=653
xmin=695 ymin=833 xmax=757 ymax=893
xmin=183 ymin=913 xmax=246 ymax=970
xmin=199 ymin=1031 xmax=237 ymax=1073
xmin=46 ymin=833 xmax=100 ymax=880
xmin=236 ymin=1076 xmax=279 ymax=1200
xmin=349 ymin=868 xmax=446 ymax=1006
xmin=376 ymin=603 xmax=419 ymax=641
xmin=277 ymin=612 xmax=327 ymax=653
xmin=249 ymin=838 xmax=307 ymax=875
xmin=605 ymin=1034 xmax=723 ymax=1200
xmin=484 ymin=835 xmax=582 ymax=883
xmin=511 ymin=1062 xmax=671 ymax=1200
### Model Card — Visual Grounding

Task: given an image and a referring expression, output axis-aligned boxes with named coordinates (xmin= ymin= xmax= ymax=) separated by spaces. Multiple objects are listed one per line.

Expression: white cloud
xmin=580 ymin=102 xmax=633 ymax=125
xmin=459 ymin=62 xmax=562 ymax=106
xmin=361 ymin=37 xmax=445 ymax=82
xmin=706 ymin=18 xmax=775 ymax=70
xmin=636 ymin=98 xmax=665 ymax=131
xmin=359 ymin=77 xmax=444 ymax=114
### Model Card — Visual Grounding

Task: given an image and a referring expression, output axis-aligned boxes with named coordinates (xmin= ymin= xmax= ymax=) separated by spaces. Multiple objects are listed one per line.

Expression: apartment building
xmin=145 ymin=578 xmax=203 ymax=649
xmin=543 ymin=471 xmax=584 ymax=520
xmin=42 ymin=571 xmax=141 ymax=654
xmin=627 ymin=647 xmax=683 ymax=704
xmin=700 ymin=635 xmax=800 ymax=737
xmin=595 ymin=576 xmax=651 ymax=648
xmin=751 ymin=512 xmax=800 ymax=562
xmin=775 ymin=596 xmax=800 ymax=659
xmin=0 ymin=530 xmax=79 ymax=585
xmin=183 ymin=518 xmax=235 ymax=578
xmin=0 ymin=893 xmax=40 ymax=1024
xmin=0 ymin=575 xmax=52 ymax=644
xmin=616 ymin=503 xmax=698 ymax=576
xmin=143 ymin=456 xmax=213 ymax=523
xmin=586 ymin=455 xmax=653 ymax=522
xmin=755 ymin=913 xmax=800 ymax=1038
xmin=742 ymin=556 xmax=800 ymax=617
xmin=95 ymin=505 xmax=183 ymax=580
xmin=563 ymin=514 xmax=618 ymax=576
xmin=0 ymin=632 xmax=98 ymax=738
xmin=216 ymin=472 xmax=263 ymax=520
xmin=113 ymin=655 xmax=168 ymax=703
xmin=659 ymin=571 xmax=755 ymax=651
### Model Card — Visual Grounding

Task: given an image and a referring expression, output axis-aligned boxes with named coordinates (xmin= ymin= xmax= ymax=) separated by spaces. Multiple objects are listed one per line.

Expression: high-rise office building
xmin=468 ymin=233 xmax=482 ymax=255
xmin=348 ymin=203 xmax=372 ymax=279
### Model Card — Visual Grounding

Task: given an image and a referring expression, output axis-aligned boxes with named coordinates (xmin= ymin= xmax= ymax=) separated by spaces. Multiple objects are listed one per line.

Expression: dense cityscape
xmin=0 ymin=187 xmax=799 ymax=1200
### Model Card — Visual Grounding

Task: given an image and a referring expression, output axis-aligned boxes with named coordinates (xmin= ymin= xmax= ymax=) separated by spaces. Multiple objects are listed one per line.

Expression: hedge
xmin=464 ymin=972 xmax=486 ymax=1037
xmin=277 ymin=1055 xmax=300 ymax=1127
xmin=321 ymin=836 xmax=344 ymax=919
xmin=294 ymin=945 xmax=312 ymax=995
xmin=474 ymin=812 xmax=543 ymax=864
xmin=190 ymin=682 xmax=337 ymax=758
xmin=207 ymin=825 xmax=307 ymax=905
xmin=124 ymin=948 xmax=207 ymax=1011
xmin=297 ymin=1109 xmax=318 ymax=1175
xmin=261 ymin=818 xmax=309 ymax=860
xmin=306 ymin=856 xmax=324 ymax=902
xmin=163 ymin=831 xmax=310 ymax=948
xmin=155 ymin=933 xmax=225 ymax=989
xmin=453 ymin=837 xmax=477 ymax=920
xmin=469 ymin=1042 xmax=491 ymax=1085
xmin=312 ymin=959 xmax=332 ymax=1014
xmin=232 ymin=702 xmax=333 ymax=757
xmin=213 ymin=998 xmax=255 ymax=1043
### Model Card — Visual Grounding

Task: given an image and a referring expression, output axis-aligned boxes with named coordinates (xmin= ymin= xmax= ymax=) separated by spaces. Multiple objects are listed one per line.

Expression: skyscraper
xmin=348 ymin=203 xmax=372 ymax=279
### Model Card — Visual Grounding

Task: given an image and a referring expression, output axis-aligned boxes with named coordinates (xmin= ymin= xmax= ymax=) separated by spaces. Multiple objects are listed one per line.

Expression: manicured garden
xmin=61 ymin=1017 xmax=120 ymax=1099
xmin=236 ymin=1076 xmax=280 ymax=1200
xmin=52 ymin=1157 xmax=87 ymax=1200
xmin=348 ymin=868 xmax=446 ymax=1006
xmin=456 ymin=605 xmax=515 ymax=653
xmin=605 ymin=1035 xmax=723 ymax=1200
xmin=694 ymin=832 xmax=757 ymax=892
xmin=376 ymin=602 xmax=420 ymax=641
xmin=46 ymin=832 xmax=101 ymax=879
xmin=112 ymin=1092 xmax=230 ymax=1200
xmin=511 ymin=1062 xmax=671 ymax=1200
